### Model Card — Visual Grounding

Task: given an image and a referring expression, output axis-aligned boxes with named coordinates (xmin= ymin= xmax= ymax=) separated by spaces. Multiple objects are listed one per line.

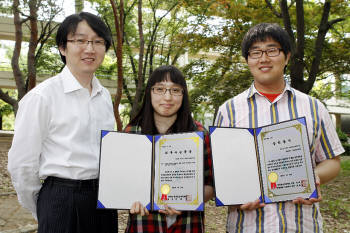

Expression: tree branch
xmin=0 ymin=89 xmax=18 ymax=114
xmin=279 ymin=0 xmax=295 ymax=44
xmin=264 ymin=0 xmax=282 ymax=18
xmin=306 ymin=1 xmax=333 ymax=92
xmin=327 ymin=17 xmax=346 ymax=30
xmin=295 ymin=0 xmax=305 ymax=58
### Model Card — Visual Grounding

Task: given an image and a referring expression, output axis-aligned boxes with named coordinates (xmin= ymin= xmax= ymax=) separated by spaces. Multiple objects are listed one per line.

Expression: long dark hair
xmin=129 ymin=65 xmax=195 ymax=134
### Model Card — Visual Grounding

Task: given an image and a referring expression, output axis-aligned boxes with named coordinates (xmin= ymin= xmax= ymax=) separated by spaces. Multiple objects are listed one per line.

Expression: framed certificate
xmin=209 ymin=117 xmax=317 ymax=205
xmin=97 ymin=131 xmax=204 ymax=211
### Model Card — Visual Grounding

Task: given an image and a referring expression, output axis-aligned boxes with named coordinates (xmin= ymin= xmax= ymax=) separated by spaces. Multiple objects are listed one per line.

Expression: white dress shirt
xmin=8 ymin=66 xmax=115 ymax=219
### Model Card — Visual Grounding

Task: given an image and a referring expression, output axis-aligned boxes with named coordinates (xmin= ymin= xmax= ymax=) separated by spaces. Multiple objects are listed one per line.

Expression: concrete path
xmin=0 ymin=194 xmax=37 ymax=233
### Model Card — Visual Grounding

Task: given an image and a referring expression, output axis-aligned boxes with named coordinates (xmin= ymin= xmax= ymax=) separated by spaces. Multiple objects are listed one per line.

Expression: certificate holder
xmin=97 ymin=131 xmax=204 ymax=211
xmin=209 ymin=117 xmax=317 ymax=206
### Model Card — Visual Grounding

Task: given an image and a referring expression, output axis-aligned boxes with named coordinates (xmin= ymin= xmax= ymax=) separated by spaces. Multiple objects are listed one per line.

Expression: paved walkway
xmin=0 ymin=194 xmax=37 ymax=233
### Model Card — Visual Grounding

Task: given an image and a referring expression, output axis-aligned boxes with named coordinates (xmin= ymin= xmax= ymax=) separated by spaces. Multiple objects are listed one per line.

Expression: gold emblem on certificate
xmin=160 ymin=184 xmax=170 ymax=200
xmin=268 ymin=172 xmax=278 ymax=189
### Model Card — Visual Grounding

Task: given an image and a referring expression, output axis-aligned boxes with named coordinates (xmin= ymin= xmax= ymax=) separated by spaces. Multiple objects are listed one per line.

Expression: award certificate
xmin=210 ymin=117 xmax=317 ymax=205
xmin=97 ymin=131 xmax=204 ymax=211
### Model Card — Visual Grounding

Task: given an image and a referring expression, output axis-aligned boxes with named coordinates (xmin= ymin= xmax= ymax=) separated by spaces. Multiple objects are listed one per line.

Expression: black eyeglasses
xmin=248 ymin=48 xmax=283 ymax=59
xmin=67 ymin=39 xmax=106 ymax=48
xmin=151 ymin=87 xmax=184 ymax=96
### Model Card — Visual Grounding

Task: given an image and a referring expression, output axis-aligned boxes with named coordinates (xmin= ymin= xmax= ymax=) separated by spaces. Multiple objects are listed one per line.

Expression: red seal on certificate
xmin=268 ymin=172 xmax=278 ymax=189
xmin=161 ymin=184 xmax=170 ymax=200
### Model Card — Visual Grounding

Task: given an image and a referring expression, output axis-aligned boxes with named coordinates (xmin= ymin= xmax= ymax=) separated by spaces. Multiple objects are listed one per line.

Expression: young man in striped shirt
xmin=215 ymin=23 xmax=344 ymax=233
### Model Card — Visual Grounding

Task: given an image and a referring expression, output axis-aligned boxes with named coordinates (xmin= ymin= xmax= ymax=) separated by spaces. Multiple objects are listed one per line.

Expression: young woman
xmin=124 ymin=65 xmax=214 ymax=233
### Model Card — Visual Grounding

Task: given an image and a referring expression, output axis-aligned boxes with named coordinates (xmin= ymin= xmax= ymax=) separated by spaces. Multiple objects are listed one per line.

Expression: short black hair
xmin=56 ymin=12 xmax=112 ymax=64
xmin=241 ymin=23 xmax=292 ymax=61
xmin=129 ymin=65 xmax=195 ymax=134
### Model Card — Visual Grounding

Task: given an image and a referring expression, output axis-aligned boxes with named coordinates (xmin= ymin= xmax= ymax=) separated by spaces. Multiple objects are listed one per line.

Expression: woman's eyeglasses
xmin=151 ymin=87 xmax=184 ymax=96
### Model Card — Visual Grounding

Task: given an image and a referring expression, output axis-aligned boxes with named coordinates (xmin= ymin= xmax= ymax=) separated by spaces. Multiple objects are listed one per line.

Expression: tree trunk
xmin=27 ymin=0 xmax=38 ymax=92
xmin=12 ymin=0 xmax=26 ymax=101
xmin=277 ymin=0 xmax=344 ymax=94
xmin=110 ymin=0 xmax=124 ymax=131
xmin=305 ymin=1 xmax=332 ymax=94
xmin=75 ymin=0 xmax=84 ymax=13
xmin=130 ymin=0 xmax=145 ymax=119
xmin=0 ymin=0 xmax=60 ymax=116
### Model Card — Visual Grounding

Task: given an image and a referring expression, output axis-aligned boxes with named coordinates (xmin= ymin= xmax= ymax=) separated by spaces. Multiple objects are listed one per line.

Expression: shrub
xmin=337 ymin=128 xmax=350 ymax=156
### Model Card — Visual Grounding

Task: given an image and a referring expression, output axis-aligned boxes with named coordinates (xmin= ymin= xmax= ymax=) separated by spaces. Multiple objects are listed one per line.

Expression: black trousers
xmin=37 ymin=176 xmax=118 ymax=233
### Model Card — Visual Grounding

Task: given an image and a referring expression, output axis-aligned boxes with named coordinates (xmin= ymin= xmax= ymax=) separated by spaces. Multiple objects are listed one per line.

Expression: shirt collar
xmin=91 ymin=76 xmax=103 ymax=97
xmin=60 ymin=66 xmax=103 ymax=96
xmin=246 ymin=79 xmax=294 ymax=99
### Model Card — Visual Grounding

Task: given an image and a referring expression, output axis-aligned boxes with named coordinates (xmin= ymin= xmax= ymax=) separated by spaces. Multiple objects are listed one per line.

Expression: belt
xmin=45 ymin=176 xmax=99 ymax=188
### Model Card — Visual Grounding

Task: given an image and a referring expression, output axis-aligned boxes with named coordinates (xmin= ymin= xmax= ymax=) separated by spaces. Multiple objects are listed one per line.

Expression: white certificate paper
xmin=98 ymin=132 xmax=152 ymax=210
xmin=209 ymin=127 xmax=261 ymax=205
xmin=257 ymin=119 xmax=316 ymax=202
xmin=154 ymin=132 xmax=204 ymax=211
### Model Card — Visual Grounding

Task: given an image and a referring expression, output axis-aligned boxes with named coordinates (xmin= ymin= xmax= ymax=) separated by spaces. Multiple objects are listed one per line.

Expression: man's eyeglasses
xmin=248 ymin=48 xmax=283 ymax=59
xmin=152 ymin=87 xmax=184 ymax=96
xmin=67 ymin=39 xmax=106 ymax=48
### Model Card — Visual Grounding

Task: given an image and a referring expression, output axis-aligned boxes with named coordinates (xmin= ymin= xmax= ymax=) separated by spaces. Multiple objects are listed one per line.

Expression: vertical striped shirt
xmin=215 ymin=82 xmax=344 ymax=233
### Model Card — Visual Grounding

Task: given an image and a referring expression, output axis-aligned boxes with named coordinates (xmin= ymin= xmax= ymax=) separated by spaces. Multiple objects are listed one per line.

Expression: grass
xmin=320 ymin=156 xmax=350 ymax=233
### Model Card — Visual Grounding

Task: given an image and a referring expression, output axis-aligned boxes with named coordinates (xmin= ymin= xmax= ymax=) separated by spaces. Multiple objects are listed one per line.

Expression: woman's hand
xmin=130 ymin=201 xmax=149 ymax=216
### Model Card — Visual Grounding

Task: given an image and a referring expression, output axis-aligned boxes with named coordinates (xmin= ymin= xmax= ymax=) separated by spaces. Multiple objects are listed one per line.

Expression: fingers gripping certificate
xmin=210 ymin=117 xmax=317 ymax=205
xmin=97 ymin=131 xmax=204 ymax=211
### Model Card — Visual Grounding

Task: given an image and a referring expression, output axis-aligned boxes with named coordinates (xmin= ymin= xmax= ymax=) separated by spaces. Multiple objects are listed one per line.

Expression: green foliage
xmin=183 ymin=58 xmax=253 ymax=122
xmin=96 ymin=55 xmax=117 ymax=79
xmin=0 ymin=89 xmax=17 ymax=130
xmin=319 ymin=156 xmax=350 ymax=231
xmin=341 ymin=158 xmax=350 ymax=173
xmin=177 ymin=0 xmax=281 ymax=118
xmin=88 ymin=0 xmax=196 ymax=115
xmin=0 ymin=0 xmax=13 ymax=14
xmin=342 ymin=142 xmax=350 ymax=156
xmin=2 ymin=0 xmax=349 ymax=123
xmin=319 ymin=157 xmax=350 ymax=231
xmin=309 ymin=80 xmax=333 ymax=102
xmin=0 ymin=102 xmax=12 ymax=116
xmin=183 ymin=0 xmax=350 ymax=101
xmin=36 ymin=46 xmax=64 ymax=76
xmin=82 ymin=0 xmax=350 ymax=120
xmin=337 ymin=128 xmax=349 ymax=143
xmin=337 ymin=128 xmax=350 ymax=156
xmin=341 ymin=143 xmax=350 ymax=156
xmin=323 ymin=199 xmax=350 ymax=218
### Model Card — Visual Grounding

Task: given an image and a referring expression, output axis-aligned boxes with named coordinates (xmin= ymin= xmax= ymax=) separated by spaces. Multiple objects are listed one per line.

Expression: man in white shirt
xmin=8 ymin=12 xmax=117 ymax=233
